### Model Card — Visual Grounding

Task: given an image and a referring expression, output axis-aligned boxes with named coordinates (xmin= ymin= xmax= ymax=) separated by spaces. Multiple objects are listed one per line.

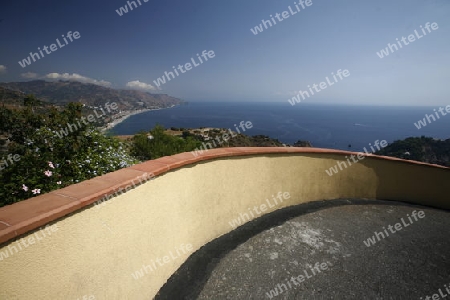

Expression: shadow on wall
xmin=368 ymin=158 xmax=450 ymax=209
xmin=154 ymin=199 xmax=430 ymax=300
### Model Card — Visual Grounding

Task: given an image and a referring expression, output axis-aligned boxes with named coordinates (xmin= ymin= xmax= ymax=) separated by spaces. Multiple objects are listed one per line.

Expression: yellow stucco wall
xmin=0 ymin=153 xmax=449 ymax=299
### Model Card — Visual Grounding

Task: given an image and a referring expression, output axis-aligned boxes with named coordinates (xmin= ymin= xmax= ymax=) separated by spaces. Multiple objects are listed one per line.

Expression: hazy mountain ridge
xmin=0 ymin=80 xmax=184 ymax=110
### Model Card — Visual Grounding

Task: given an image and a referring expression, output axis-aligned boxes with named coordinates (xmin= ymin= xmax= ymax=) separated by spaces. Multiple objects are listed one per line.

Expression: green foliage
xmin=376 ymin=136 xmax=450 ymax=167
xmin=0 ymin=98 xmax=138 ymax=207
xmin=131 ymin=125 xmax=202 ymax=160
xmin=23 ymin=94 xmax=42 ymax=107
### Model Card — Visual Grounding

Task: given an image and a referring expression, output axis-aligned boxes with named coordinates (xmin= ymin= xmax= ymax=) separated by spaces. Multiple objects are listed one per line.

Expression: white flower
xmin=32 ymin=189 xmax=41 ymax=195
xmin=44 ymin=170 xmax=52 ymax=177
xmin=22 ymin=184 xmax=28 ymax=192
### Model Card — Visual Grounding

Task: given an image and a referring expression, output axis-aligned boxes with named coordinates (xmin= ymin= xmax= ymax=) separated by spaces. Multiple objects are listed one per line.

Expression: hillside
xmin=0 ymin=80 xmax=184 ymax=110
xmin=118 ymin=127 xmax=313 ymax=148
xmin=182 ymin=128 xmax=313 ymax=147
xmin=0 ymin=86 xmax=31 ymax=108
xmin=375 ymin=136 xmax=450 ymax=167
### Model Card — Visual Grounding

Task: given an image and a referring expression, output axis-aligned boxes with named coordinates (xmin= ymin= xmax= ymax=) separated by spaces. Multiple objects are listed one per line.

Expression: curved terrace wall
xmin=0 ymin=148 xmax=449 ymax=300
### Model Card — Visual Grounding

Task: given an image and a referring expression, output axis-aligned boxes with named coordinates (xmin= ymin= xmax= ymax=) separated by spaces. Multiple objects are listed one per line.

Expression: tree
xmin=23 ymin=94 xmax=41 ymax=108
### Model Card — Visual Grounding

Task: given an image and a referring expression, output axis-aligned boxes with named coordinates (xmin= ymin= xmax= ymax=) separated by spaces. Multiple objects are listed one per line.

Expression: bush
xmin=131 ymin=125 xmax=202 ymax=160
xmin=0 ymin=100 xmax=138 ymax=207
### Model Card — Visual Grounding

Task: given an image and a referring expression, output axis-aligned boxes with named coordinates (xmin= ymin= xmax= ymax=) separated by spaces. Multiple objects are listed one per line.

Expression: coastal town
xmin=98 ymin=105 xmax=177 ymax=132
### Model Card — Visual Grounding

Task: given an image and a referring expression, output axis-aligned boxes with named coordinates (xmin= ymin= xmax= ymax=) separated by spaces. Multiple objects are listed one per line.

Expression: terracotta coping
xmin=0 ymin=147 xmax=448 ymax=245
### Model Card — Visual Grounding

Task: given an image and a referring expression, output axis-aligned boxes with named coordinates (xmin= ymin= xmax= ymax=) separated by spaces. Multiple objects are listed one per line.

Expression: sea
xmin=110 ymin=102 xmax=450 ymax=152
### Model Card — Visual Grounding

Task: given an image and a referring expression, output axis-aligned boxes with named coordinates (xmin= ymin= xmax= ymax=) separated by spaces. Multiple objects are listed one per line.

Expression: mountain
xmin=0 ymin=80 xmax=184 ymax=110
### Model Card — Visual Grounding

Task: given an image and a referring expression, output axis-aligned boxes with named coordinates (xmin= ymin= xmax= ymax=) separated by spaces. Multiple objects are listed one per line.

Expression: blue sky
xmin=0 ymin=0 xmax=449 ymax=105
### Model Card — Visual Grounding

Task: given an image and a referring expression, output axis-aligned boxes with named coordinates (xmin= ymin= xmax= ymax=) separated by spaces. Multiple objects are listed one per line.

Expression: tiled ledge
xmin=0 ymin=147 xmax=447 ymax=245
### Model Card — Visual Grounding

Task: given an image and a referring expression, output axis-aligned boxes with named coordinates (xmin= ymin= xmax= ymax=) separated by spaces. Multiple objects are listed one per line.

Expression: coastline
xmin=100 ymin=105 xmax=177 ymax=132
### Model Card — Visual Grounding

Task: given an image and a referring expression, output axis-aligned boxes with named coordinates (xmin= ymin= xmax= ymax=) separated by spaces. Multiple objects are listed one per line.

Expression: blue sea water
xmin=110 ymin=102 xmax=450 ymax=152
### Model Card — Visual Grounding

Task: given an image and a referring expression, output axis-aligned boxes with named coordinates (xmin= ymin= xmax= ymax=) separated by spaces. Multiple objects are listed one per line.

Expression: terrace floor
xmin=156 ymin=199 xmax=450 ymax=300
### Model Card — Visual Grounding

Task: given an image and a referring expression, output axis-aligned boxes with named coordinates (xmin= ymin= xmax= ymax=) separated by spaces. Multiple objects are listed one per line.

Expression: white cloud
xmin=44 ymin=73 xmax=111 ymax=87
xmin=126 ymin=80 xmax=156 ymax=91
xmin=0 ymin=65 xmax=6 ymax=74
xmin=21 ymin=72 xmax=38 ymax=79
